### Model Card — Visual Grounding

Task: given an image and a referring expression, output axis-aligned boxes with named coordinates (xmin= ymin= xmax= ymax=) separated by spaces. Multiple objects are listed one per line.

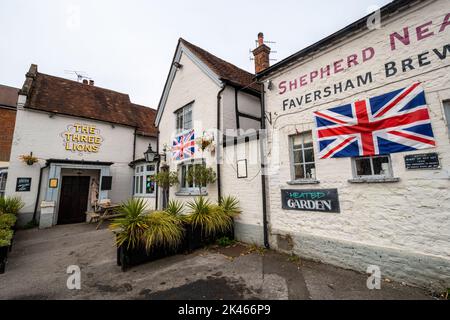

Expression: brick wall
xmin=0 ymin=107 xmax=16 ymax=162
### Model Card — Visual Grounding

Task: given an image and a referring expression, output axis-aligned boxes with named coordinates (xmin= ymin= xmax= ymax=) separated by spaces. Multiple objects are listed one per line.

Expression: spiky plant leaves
xmin=143 ymin=211 xmax=184 ymax=251
xmin=0 ymin=228 xmax=13 ymax=247
xmin=0 ymin=214 xmax=17 ymax=229
xmin=165 ymin=200 xmax=184 ymax=217
xmin=0 ymin=197 xmax=25 ymax=215
xmin=186 ymin=197 xmax=232 ymax=237
xmin=110 ymin=198 xmax=150 ymax=250
xmin=220 ymin=196 xmax=241 ymax=218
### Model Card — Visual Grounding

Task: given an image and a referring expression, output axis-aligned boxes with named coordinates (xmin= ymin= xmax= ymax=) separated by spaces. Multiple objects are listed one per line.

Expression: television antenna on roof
xmin=249 ymin=36 xmax=278 ymax=62
xmin=64 ymin=70 xmax=91 ymax=82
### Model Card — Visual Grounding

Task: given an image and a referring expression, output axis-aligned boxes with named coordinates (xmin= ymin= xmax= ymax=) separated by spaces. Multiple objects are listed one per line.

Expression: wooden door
xmin=58 ymin=176 xmax=90 ymax=225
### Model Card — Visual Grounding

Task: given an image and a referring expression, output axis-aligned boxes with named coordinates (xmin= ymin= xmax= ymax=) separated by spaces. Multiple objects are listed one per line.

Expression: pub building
xmin=5 ymin=65 xmax=158 ymax=228
xmin=255 ymin=0 xmax=450 ymax=290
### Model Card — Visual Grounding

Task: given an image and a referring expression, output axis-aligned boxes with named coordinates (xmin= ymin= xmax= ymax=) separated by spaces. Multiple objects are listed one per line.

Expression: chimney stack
xmin=252 ymin=32 xmax=271 ymax=74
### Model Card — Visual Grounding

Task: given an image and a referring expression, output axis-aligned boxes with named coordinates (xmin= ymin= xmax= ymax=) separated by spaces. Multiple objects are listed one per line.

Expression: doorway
xmin=58 ymin=176 xmax=90 ymax=224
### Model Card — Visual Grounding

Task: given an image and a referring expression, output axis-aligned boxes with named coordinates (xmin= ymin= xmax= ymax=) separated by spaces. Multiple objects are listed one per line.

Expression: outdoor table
xmin=95 ymin=203 xmax=123 ymax=230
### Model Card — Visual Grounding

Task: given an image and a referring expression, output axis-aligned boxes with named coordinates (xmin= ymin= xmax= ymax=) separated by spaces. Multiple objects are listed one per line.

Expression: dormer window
xmin=175 ymin=103 xmax=193 ymax=133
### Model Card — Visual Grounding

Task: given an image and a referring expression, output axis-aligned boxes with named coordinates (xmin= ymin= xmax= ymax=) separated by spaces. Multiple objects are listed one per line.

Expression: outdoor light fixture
xmin=144 ymin=143 xmax=159 ymax=162
xmin=267 ymin=80 xmax=274 ymax=90
xmin=173 ymin=62 xmax=183 ymax=69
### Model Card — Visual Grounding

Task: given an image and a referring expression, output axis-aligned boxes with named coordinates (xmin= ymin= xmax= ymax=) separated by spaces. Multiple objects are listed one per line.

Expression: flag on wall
xmin=172 ymin=129 xmax=195 ymax=161
xmin=314 ymin=82 xmax=436 ymax=159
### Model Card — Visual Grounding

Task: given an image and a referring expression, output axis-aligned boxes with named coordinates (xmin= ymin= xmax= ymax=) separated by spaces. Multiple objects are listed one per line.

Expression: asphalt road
xmin=0 ymin=223 xmax=435 ymax=300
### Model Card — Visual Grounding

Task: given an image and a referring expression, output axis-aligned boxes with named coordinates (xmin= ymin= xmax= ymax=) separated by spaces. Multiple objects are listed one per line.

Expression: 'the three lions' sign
xmin=281 ymin=189 xmax=340 ymax=213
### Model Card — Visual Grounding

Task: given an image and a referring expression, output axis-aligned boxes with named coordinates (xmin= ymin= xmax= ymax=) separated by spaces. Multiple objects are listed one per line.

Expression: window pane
xmin=444 ymin=101 xmax=450 ymax=138
xmin=293 ymin=150 xmax=303 ymax=164
xmin=305 ymin=164 xmax=316 ymax=179
xmin=134 ymin=177 xmax=138 ymax=194
xmin=146 ymin=175 xmax=155 ymax=194
xmin=294 ymin=165 xmax=305 ymax=180
xmin=147 ymin=165 xmax=155 ymax=172
xmin=181 ymin=165 xmax=187 ymax=188
xmin=292 ymin=135 xmax=302 ymax=149
xmin=304 ymin=149 xmax=315 ymax=163
xmin=373 ymin=156 xmax=390 ymax=175
xmin=139 ymin=176 xmax=143 ymax=194
xmin=355 ymin=158 xmax=372 ymax=176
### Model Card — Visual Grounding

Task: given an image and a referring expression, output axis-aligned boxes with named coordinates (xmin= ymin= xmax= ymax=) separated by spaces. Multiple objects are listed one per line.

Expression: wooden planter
xmin=0 ymin=245 xmax=9 ymax=274
xmin=116 ymin=220 xmax=235 ymax=271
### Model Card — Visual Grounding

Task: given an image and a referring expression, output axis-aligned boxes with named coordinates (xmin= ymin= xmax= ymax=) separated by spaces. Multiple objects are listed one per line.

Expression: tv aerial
xmin=64 ymin=70 xmax=91 ymax=82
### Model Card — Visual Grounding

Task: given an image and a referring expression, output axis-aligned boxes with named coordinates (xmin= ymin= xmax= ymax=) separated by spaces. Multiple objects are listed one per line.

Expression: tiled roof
xmin=24 ymin=71 xmax=157 ymax=137
xmin=180 ymin=38 xmax=260 ymax=93
xmin=0 ymin=85 xmax=19 ymax=108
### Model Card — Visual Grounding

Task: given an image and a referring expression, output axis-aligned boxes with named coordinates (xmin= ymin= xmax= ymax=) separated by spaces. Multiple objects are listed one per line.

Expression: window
xmin=352 ymin=155 xmax=392 ymax=178
xmin=179 ymin=161 xmax=206 ymax=193
xmin=444 ymin=101 xmax=450 ymax=138
xmin=0 ymin=171 xmax=7 ymax=198
xmin=134 ymin=164 xmax=156 ymax=196
xmin=175 ymin=104 xmax=193 ymax=133
xmin=290 ymin=131 xmax=316 ymax=180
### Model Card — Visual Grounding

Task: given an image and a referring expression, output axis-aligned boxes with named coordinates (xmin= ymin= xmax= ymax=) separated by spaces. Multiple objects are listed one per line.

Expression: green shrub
xmin=110 ymin=198 xmax=150 ymax=249
xmin=217 ymin=236 xmax=236 ymax=247
xmin=0 ymin=214 xmax=17 ymax=229
xmin=0 ymin=229 xmax=13 ymax=247
xmin=143 ymin=211 xmax=184 ymax=251
xmin=0 ymin=197 xmax=25 ymax=215
xmin=185 ymin=197 xmax=232 ymax=237
xmin=165 ymin=200 xmax=184 ymax=217
xmin=220 ymin=196 xmax=241 ymax=218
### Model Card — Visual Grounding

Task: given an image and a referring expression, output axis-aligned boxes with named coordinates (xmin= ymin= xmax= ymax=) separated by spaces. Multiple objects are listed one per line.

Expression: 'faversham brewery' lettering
xmin=278 ymin=13 xmax=450 ymax=111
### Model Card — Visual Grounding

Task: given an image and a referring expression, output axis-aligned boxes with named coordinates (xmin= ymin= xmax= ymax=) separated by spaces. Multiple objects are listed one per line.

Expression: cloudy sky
xmin=0 ymin=0 xmax=392 ymax=109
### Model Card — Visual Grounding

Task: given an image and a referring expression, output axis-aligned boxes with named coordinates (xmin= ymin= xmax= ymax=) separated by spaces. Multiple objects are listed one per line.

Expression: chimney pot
xmin=258 ymin=32 xmax=264 ymax=46
xmin=89 ymin=80 xmax=94 ymax=86
xmin=83 ymin=79 xmax=88 ymax=85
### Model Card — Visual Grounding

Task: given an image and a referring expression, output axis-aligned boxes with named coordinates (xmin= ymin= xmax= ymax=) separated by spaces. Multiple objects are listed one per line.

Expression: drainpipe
xmin=132 ymin=128 xmax=137 ymax=161
xmin=216 ymin=84 xmax=227 ymax=203
xmin=259 ymin=82 xmax=270 ymax=249
xmin=155 ymin=134 xmax=160 ymax=210
xmin=32 ymin=162 xmax=49 ymax=224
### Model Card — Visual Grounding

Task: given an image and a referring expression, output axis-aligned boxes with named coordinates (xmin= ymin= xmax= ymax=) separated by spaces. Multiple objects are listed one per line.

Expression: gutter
xmin=216 ymin=84 xmax=227 ymax=203
xmin=155 ymin=134 xmax=160 ymax=211
xmin=259 ymin=82 xmax=270 ymax=249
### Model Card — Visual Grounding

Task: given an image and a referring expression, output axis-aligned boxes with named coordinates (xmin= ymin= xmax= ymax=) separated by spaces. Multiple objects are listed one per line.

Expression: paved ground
xmin=0 ymin=223 xmax=436 ymax=300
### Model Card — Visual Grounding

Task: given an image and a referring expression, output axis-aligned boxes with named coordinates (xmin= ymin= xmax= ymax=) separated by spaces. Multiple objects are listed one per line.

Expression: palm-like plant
xmin=220 ymin=196 xmax=241 ymax=218
xmin=185 ymin=197 xmax=232 ymax=236
xmin=165 ymin=200 xmax=184 ymax=217
xmin=144 ymin=211 xmax=184 ymax=251
xmin=110 ymin=198 xmax=150 ymax=249
xmin=0 ymin=197 xmax=25 ymax=215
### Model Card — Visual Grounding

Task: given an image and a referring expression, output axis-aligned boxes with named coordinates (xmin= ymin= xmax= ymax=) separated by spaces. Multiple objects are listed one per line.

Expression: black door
xmin=58 ymin=176 xmax=90 ymax=225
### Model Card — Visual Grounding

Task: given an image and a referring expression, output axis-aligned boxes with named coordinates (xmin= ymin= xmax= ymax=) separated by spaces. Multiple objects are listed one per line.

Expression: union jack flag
xmin=172 ymin=129 xmax=195 ymax=161
xmin=314 ymin=83 xmax=436 ymax=159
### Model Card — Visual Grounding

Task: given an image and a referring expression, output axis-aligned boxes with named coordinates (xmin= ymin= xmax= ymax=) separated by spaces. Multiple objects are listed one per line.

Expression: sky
xmin=0 ymin=0 xmax=392 ymax=109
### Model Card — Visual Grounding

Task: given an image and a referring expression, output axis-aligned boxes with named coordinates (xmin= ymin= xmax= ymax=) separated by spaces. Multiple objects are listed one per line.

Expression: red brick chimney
xmin=252 ymin=32 xmax=271 ymax=74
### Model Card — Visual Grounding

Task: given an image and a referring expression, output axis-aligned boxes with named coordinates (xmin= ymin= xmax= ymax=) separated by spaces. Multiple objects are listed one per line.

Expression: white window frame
xmin=0 ymin=170 xmax=7 ymax=198
xmin=133 ymin=163 xmax=156 ymax=197
xmin=178 ymin=159 xmax=207 ymax=194
xmin=289 ymin=131 xmax=316 ymax=181
xmin=351 ymin=155 xmax=393 ymax=179
xmin=175 ymin=103 xmax=193 ymax=134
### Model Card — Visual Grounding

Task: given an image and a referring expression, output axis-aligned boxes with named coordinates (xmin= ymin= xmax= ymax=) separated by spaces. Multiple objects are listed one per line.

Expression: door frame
xmin=44 ymin=161 xmax=113 ymax=226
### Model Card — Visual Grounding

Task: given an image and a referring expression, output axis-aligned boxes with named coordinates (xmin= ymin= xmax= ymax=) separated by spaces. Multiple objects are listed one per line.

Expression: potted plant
xmin=110 ymin=198 xmax=184 ymax=271
xmin=0 ymin=228 xmax=13 ymax=274
xmin=0 ymin=196 xmax=25 ymax=216
xmin=186 ymin=165 xmax=216 ymax=195
xmin=19 ymin=153 xmax=39 ymax=166
xmin=184 ymin=197 xmax=233 ymax=251
xmin=196 ymin=133 xmax=214 ymax=152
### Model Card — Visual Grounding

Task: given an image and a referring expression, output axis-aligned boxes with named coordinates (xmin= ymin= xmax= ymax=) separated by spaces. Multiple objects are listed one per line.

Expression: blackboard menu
xmin=281 ymin=189 xmax=340 ymax=213
xmin=16 ymin=177 xmax=32 ymax=192
xmin=405 ymin=153 xmax=440 ymax=170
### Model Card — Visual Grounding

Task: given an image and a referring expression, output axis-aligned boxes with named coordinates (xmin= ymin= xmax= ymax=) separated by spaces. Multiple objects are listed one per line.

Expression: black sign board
xmin=16 ymin=177 xmax=32 ymax=192
xmin=281 ymin=189 xmax=340 ymax=213
xmin=101 ymin=176 xmax=112 ymax=191
xmin=405 ymin=153 xmax=440 ymax=170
